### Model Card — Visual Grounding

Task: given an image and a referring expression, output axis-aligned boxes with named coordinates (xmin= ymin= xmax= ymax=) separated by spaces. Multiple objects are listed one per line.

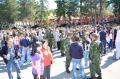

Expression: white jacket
xmin=116 ymin=30 xmax=120 ymax=42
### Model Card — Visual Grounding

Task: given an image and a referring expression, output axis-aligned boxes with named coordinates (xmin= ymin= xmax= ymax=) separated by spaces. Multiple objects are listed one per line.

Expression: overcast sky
xmin=48 ymin=0 xmax=57 ymax=10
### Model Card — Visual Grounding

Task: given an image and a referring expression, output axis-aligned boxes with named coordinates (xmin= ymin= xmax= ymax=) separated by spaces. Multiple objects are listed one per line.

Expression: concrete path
xmin=0 ymin=50 xmax=120 ymax=79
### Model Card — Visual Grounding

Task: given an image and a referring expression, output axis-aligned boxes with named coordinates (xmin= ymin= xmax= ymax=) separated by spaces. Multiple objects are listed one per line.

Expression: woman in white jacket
xmin=115 ymin=26 xmax=120 ymax=60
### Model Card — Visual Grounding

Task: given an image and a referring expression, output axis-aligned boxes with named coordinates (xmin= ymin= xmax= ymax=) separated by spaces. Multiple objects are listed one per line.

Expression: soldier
xmin=45 ymin=29 xmax=54 ymax=52
xmin=64 ymin=33 xmax=72 ymax=73
xmin=60 ymin=30 xmax=65 ymax=56
xmin=89 ymin=33 xmax=102 ymax=79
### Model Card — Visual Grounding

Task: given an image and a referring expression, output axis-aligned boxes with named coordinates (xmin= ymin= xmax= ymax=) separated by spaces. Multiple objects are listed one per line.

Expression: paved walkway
xmin=0 ymin=50 xmax=120 ymax=79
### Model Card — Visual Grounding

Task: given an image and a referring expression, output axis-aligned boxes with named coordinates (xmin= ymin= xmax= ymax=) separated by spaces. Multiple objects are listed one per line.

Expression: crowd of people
xmin=0 ymin=24 xmax=120 ymax=79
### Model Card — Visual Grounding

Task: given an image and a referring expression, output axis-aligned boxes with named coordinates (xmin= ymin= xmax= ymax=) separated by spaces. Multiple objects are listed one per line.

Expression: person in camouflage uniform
xmin=60 ymin=30 xmax=65 ymax=56
xmin=45 ymin=29 xmax=54 ymax=52
xmin=89 ymin=33 xmax=102 ymax=79
xmin=64 ymin=33 xmax=72 ymax=73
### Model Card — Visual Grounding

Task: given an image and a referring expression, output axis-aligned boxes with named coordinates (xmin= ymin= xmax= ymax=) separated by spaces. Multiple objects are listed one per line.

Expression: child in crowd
xmin=40 ymin=39 xmax=53 ymax=79
xmin=31 ymin=43 xmax=44 ymax=79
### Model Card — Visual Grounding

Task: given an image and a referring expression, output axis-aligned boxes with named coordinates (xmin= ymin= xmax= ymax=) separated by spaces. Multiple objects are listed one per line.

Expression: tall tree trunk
xmin=57 ymin=16 xmax=61 ymax=24
xmin=94 ymin=7 xmax=97 ymax=26
xmin=99 ymin=0 xmax=103 ymax=17
xmin=68 ymin=14 xmax=71 ymax=21
xmin=80 ymin=0 xmax=83 ymax=25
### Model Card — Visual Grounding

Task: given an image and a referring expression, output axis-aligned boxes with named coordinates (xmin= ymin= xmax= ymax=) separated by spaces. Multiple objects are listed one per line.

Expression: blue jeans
xmin=7 ymin=58 xmax=21 ymax=79
xmin=72 ymin=58 xmax=85 ymax=79
xmin=84 ymin=50 xmax=89 ymax=67
xmin=108 ymin=39 xmax=113 ymax=49
xmin=20 ymin=47 xmax=30 ymax=66
xmin=19 ymin=47 xmax=22 ymax=54
xmin=100 ymin=40 xmax=106 ymax=54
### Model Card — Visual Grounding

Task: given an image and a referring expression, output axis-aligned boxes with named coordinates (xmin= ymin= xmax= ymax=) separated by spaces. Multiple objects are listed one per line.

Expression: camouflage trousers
xmin=89 ymin=62 xmax=101 ymax=78
xmin=65 ymin=51 xmax=71 ymax=68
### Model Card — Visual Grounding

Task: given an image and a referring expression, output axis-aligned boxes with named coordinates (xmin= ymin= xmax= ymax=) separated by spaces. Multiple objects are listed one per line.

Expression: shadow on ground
xmin=101 ymin=55 xmax=117 ymax=69
xmin=51 ymin=71 xmax=73 ymax=79
xmin=53 ymin=51 xmax=64 ymax=59
xmin=0 ymin=59 xmax=6 ymax=73
xmin=51 ymin=70 xmax=90 ymax=79
xmin=0 ymin=58 xmax=31 ymax=73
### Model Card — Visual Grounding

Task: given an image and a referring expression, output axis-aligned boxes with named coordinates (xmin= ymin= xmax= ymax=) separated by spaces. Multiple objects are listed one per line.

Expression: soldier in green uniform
xmin=64 ymin=33 xmax=72 ymax=73
xmin=45 ymin=29 xmax=54 ymax=51
xmin=89 ymin=33 xmax=102 ymax=79
xmin=60 ymin=30 xmax=65 ymax=56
